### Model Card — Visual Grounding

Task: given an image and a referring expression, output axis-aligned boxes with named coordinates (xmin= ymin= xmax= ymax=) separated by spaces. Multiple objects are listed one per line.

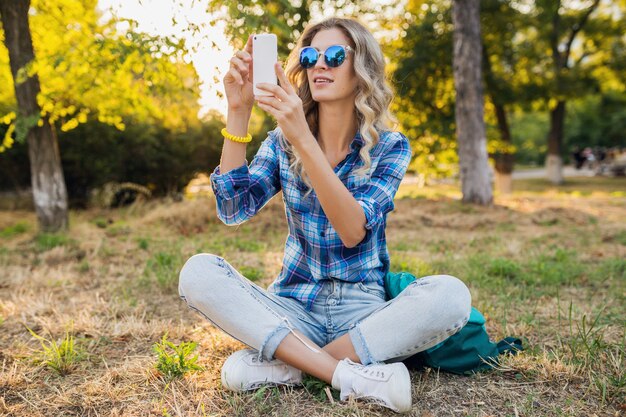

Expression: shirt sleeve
xmin=209 ymin=130 xmax=282 ymax=225
xmin=352 ymin=132 xmax=412 ymax=242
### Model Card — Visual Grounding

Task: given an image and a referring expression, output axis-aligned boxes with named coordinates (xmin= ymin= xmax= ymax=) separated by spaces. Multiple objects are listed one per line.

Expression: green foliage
xmin=486 ymin=258 xmax=522 ymax=280
xmin=35 ymin=233 xmax=72 ymax=251
xmin=390 ymin=255 xmax=437 ymax=278
xmin=92 ymin=217 xmax=109 ymax=228
xmin=389 ymin=3 xmax=456 ymax=179
xmin=15 ymin=115 xmax=39 ymax=142
xmin=526 ymin=249 xmax=582 ymax=286
xmin=144 ymin=251 xmax=181 ymax=289
xmin=0 ymin=221 xmax=29 ymax=238
xmin=137 ymin=237 xmax=150 ymax=250
xmin=302 ymin=375 xmax=340 ymax=403
xmin=152 ymin=333 xmax=203 ymax=381
xmin=565 ymin=92 xmax=626 ymax=151
xmin=510 ymin=111 xmax=549 ymax=165
xmin=0 ymin=0 xmax=203 ymax=151
xmin=0 ymin=114 xmax=225 ymax=204
xmin=239 ymin=266 xmax=264 ymax=282
xmin=26 ymin=326 xmax=84 ymax=376
xmin=58 ymin=118 xmax=223 ymax=203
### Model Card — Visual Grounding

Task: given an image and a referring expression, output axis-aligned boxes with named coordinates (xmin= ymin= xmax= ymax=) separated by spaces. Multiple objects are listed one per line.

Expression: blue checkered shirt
xmin=210 ymin=129 xmax=412 ymax=311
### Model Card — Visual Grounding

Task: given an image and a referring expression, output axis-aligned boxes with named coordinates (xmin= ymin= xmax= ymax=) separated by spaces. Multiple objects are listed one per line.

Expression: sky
xmin=98 ymin=0 xmax=236 ymax=118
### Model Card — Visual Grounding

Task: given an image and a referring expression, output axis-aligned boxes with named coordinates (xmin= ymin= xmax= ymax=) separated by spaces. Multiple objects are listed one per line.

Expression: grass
xmin=0 ymin=176 xmax=624 ymax=415
xmin=0 ymin=221 xmax=29 ymax=238
xmin=34 ymin=232 xmax=74 ymax=251
xmin=143 ymin=251 xmax=182 ymax=289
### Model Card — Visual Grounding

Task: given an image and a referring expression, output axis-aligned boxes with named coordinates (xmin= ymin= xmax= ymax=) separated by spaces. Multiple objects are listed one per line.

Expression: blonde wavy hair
xmin=275 ymin=17 xmax=398 ymax=197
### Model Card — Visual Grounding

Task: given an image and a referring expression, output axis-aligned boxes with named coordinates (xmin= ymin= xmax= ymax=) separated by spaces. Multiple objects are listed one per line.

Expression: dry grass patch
xmin=0 ymin=177 xmax=624 ymax=416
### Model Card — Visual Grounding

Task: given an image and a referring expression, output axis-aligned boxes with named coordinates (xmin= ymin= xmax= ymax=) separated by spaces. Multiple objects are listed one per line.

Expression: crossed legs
xmin=179 ymin=254 xmax=470 ymax=385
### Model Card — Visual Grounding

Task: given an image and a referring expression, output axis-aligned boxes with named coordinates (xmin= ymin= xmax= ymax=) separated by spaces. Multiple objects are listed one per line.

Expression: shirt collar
xmin=350 ymin=131 xmax=364 ymax=151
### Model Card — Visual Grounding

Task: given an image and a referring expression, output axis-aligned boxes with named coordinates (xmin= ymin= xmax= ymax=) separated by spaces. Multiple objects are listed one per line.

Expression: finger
xmin=255 ymin=95 xmax=282 ymax=111
xmin=226 ymin=68 xmax=244 ymax=85
xmin=256 ymin=101 xmax=277 ymax=118
xmin=244 ymin=34 xmax=253 ymax=55
xmin=236 ymin=49 xmax=252 ymax=62
xmin=275 ymin=62 xmax=295 ymax=95
xmin=230 ymin=56 xmax=248 ymax=75
xmin=256 ymin=82 xmax=290 ymax=102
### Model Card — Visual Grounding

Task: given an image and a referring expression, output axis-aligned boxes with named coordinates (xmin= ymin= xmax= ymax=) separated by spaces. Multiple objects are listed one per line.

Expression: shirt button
xmin=320 ymin=231 xmax=325 ymax=237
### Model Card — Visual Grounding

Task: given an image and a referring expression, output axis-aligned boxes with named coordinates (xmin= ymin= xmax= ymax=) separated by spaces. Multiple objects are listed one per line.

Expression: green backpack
xmin=384 ymin=271 xmax=523 ymax=375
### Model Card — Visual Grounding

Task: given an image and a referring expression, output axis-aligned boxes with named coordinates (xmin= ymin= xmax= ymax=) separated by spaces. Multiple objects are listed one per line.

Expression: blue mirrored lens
xmin=324 ymin=45 xmax=346 ymax=67
xmin=300 ymin=47 xmax=318 ymax=69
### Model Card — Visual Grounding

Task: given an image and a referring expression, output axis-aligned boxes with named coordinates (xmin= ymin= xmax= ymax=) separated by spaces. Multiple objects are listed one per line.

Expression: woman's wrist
xmin=227 ymin=105 xmax=252 ymax=119
xmin=226 ymin=108 xmax=252 ymax=138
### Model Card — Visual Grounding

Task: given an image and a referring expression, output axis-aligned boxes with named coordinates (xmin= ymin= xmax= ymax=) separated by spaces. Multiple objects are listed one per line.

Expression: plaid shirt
xmin=210 ymin=128 xmax=412 ymax=311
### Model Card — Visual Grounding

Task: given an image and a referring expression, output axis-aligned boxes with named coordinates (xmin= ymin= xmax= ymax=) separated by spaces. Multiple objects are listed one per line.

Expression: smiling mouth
xmin=314 ymin=79 xmax=334 ymax=84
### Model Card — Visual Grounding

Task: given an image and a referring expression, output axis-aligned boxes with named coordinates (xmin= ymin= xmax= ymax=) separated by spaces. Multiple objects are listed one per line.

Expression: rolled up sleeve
xmin=209 ymin=131 xmax=281 ymax=225
xmin=353 ymin=133 xmax=412 ymax=233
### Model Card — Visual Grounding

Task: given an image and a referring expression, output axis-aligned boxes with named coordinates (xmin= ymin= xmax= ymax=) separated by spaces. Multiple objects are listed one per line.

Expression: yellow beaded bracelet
xmin=221 ymin=127 xmax=252 ymax=143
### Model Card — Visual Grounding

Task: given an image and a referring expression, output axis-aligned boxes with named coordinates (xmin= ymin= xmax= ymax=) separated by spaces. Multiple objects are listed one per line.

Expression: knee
xmin=178 ymin=253 xmax=223 ymax=300
xmin=430 ymin=275 xmax=472 ymax=326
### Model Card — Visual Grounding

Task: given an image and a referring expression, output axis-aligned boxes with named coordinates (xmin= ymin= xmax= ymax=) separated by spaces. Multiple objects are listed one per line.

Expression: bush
xmin=0 ymin=114 xmax=229 ymax=207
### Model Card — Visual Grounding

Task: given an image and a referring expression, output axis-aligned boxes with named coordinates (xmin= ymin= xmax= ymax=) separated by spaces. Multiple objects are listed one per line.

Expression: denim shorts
xmin=179 ymin=253 xmax=471 ymax=365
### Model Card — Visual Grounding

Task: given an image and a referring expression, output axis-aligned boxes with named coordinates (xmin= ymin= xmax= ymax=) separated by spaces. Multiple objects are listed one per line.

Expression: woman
xmin=178 ymin=17 xmax=471 ymax=413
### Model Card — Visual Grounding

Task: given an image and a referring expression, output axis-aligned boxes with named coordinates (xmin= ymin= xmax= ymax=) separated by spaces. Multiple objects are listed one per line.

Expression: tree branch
xmin=563 ymin=0 xmax=600 ymax=67
xmin=550 ymin=0 xmax=562 ymax=69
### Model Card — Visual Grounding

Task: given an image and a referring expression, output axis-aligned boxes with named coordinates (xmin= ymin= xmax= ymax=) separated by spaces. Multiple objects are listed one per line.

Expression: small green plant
xmin=137 ymin=237 xmax=150 ymax=250
xmin=0 ymin=221 xmax=29 ymax=238
xmin=152 ymin=333 xmax=203 ymax=381
xmin=26 ymin=326 xmax=83 ymax=376
xmin=91 ymin=217 xmax=109 ymax=228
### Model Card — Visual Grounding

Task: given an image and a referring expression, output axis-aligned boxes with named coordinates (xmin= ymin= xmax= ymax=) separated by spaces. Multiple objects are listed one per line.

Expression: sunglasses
xmin=299 ymin=45 xmax=354 ymax=69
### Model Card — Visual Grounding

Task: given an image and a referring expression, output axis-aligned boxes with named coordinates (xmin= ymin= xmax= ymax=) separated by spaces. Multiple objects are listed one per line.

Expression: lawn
xmin=0 ymin=176 xmax=624 ymax=416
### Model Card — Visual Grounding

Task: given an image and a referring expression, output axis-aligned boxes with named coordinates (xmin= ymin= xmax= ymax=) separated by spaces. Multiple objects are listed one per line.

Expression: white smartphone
xmin=252 ymin=34 xmax=278 ymax=97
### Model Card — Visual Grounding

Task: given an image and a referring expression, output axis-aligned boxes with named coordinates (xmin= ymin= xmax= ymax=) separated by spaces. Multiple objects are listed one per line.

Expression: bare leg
xmin=322 ymin=333 xmax=361 ymax=363
xmin=273 ymin=330 xmax=339 ymax=383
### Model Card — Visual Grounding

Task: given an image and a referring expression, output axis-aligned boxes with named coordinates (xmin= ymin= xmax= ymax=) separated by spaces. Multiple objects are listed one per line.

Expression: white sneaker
xmin=331 ymin=358 xmax=412 ymax=413
xmin=220 ymin=349 xmax=303 ymax=392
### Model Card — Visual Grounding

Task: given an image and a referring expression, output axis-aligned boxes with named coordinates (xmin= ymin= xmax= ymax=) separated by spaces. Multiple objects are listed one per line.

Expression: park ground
xmin=0 ymin=176 xmax=624 ymax=416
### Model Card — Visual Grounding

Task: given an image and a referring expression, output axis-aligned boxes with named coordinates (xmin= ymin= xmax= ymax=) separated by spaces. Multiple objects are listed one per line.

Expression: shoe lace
xmin=353 ymin=364 xmax=385 ymax=379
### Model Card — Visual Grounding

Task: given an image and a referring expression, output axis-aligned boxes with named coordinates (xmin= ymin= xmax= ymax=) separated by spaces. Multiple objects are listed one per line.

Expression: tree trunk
xmin=546 ymin=100 xmax=565 ymax=185
xmin=452 ymin=0 xmax=492 ymax=205
xmin=0 ymin=0 xmax=69 ymax=231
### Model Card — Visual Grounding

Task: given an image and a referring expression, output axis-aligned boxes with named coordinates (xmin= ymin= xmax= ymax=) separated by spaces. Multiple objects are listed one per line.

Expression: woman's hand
xmin=223 ymin=35 xmax=255 ymax=113
xmin=255 ymin=62 xmax=313 ymax=149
